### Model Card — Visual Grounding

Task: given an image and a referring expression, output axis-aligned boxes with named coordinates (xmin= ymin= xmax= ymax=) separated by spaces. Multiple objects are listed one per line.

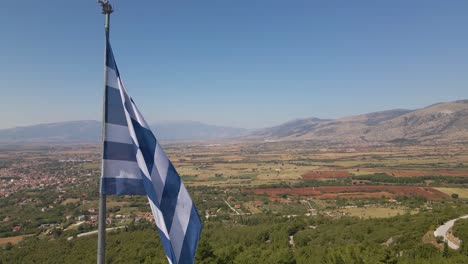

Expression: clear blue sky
xmin=1 ymin=0 xmax=468 ymax=129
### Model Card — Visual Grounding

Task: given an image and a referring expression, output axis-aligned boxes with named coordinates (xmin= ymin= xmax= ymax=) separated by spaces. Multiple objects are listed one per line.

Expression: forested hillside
xmin=3 ymin=203 xmax=468 ymax=264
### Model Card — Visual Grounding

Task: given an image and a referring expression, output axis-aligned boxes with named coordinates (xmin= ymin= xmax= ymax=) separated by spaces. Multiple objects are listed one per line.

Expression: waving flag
xmin=101 ymin=41 xmax=202 ymax=264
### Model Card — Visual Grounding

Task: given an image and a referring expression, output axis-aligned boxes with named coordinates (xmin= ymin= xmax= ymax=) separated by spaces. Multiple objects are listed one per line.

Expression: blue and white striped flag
xmin=101 ymin=41 xmax=202 ymax=264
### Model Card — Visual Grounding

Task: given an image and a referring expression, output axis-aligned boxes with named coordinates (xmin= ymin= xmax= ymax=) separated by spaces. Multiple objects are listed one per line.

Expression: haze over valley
xmin=1 ymin=99 xmax=466 ymax=145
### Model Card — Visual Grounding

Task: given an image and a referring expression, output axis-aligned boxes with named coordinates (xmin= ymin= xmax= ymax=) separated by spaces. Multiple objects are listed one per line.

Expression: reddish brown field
xmin=302 ymin=171 xmax=350 ymax=179
xmin=246 ymin=186 xmax=449 ymax=200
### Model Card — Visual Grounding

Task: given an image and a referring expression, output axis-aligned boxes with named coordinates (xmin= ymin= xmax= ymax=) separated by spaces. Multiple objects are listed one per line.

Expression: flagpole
xmin=98 ymin=1 xmax=113 ymax=264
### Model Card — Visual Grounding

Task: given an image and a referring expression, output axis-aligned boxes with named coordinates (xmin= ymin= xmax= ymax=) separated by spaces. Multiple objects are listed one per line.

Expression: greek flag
xmin=101 ymin=41 xmax=202 ymax=264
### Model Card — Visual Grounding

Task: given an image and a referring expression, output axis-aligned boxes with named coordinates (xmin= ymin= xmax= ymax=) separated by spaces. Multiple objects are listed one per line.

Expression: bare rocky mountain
xmin=250 ymin=100 xmax=468 ymax=145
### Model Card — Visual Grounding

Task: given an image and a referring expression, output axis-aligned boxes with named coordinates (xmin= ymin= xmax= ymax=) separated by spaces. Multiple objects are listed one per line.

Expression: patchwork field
xmin=160 ymin=142 xmax=468 ymax=188
xmin=1 ymin=141 xmax=468 ymax=263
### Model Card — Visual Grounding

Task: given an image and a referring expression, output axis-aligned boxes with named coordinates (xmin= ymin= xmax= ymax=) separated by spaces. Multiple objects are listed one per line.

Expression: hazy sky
xmin=1 ymin=1 xmax=468 ymax=129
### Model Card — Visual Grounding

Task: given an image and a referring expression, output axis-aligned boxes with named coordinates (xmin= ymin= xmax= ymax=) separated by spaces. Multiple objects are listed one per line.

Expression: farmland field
xmin=0 ymin=235 xmax=30 ymax=245
xmin=435 ymin=188 xmax=468 ymax=198
xmin=338 ymin=206 xmax=411 ymax=218
xmin=302 ymin=171 xmax=350 ymax=179
xmin=1 ymin=141 xmax=468 ymax=263
xmin=157 ymin=143 xmax=464 ymax=193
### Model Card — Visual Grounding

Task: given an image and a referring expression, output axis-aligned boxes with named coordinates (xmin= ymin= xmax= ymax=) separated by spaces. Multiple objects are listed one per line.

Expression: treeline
xmin=453 ymin=218 xmax=468 ymax=256
xmin=238 ymin=173 xmax=468 ymax=190
xmin=251 ymin=179 xmax=351 ymax=190
xmin=3 ymin=204 xmax=468 ymax=263
xmin=352 ymin=173 xmax=468 ymax=185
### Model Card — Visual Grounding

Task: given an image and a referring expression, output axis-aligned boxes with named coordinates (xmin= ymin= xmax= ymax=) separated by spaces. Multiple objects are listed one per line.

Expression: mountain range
xmin=0 ymin=99 xmax=466 ymax=145
xmin=251 ymin=99 xmax=468 ymax=145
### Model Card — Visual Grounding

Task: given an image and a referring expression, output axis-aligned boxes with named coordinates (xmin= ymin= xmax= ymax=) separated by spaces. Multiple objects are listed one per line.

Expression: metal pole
xmin=98 ymin=2 xmax=113 ymax=264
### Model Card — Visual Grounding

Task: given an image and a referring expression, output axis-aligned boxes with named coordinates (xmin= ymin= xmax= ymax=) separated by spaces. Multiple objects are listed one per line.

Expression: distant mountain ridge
xmin=0 ymin=99 xmax=466 ymax=145
xmin=250 ymin=99 xmax=468 ymax=145
xmin=0 ymin=120 xmax=101 ymax=143
xmin=0 ymin=121 xmax=248 ymax=142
